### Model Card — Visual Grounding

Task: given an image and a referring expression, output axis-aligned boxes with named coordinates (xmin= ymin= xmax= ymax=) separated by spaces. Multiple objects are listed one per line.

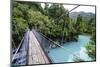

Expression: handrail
xmin=12 ymin=26 xmax=30 ymax=62
xmin=34 ymin=29 xmax=80 ymax=59
xmin=32 ymin=29 xmax=54 ymax=63
xmin=12 ymin=36 xmax=25 ymax=62
xmin=37 ymin=31 xmax=59 ymax=46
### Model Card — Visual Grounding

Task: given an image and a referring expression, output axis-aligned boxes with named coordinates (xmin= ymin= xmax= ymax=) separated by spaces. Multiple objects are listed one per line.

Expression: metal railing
xmin=32 ymin=29 xmax=81 ymax=62
xmin=12 ymin=30 xmax=29 ymax=65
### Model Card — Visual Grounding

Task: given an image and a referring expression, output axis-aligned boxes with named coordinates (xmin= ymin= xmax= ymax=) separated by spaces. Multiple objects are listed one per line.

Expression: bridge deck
xmin=28 ymin=31 xmax=50 ymax=65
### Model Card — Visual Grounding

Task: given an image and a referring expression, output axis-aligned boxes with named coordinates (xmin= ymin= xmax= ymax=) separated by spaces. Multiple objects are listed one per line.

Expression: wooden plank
xmin=28 ymin=31 xmax=50 ymax=65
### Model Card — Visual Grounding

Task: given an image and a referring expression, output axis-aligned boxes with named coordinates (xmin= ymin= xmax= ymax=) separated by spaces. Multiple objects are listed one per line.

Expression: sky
xmin=18 ymin=0 xmax=96 ymax=13
xmin=63 ymin=5 xmax=95 ymax=13
xmin=41 ymin=3 xmax=95 ymax=13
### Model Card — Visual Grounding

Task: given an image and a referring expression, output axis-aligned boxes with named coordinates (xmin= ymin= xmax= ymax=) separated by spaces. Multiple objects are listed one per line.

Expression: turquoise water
xmin=48 ymin=35 xmax=91 ymax=63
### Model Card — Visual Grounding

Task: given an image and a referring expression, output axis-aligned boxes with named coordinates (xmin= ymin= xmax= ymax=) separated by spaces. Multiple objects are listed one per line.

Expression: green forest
xmin=12 ymin=1 xmax=96 ymax=61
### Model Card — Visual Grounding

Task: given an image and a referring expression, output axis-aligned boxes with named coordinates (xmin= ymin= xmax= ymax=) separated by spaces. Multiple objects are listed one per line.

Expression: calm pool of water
xmin=48 ymin=35 xmax=92 ymax=63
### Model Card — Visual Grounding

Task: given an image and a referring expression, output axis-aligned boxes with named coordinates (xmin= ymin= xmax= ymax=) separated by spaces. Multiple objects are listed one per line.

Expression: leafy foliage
xmin=85 ymin=16 xmax=96 ymax=60
xmin=12 ymin=1 xmax=96 ymax=56
xmin=85 ymin=43 xmax=96 ymax=60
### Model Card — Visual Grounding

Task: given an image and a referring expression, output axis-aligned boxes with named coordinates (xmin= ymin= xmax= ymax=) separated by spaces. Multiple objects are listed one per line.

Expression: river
xmin=48 ymin=35 xmax=92 ymax=63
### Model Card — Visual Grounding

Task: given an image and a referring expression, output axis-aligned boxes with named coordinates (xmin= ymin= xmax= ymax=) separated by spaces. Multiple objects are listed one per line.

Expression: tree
xmin=85 ymin=43 xmax=96 ymax=60
xmin=85 ymin=15 xmax=96 ymax=61
xmin=12 ymin=1 xmax=95 ymax=48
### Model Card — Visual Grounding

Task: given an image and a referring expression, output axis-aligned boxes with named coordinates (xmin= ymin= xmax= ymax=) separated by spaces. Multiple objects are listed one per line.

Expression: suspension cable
xmin=32 ymin=5 xmax=81 ymax=61
xmin=12 ymin=35 xmax=25 ymax=62
xmin=35 ymin=30 xmax=80 ymax=58
xmin=55 ymin=5 xmax=80 ymax=21
xmin=69 ymin=5 xmax=80 ymax=12
xmin=12 ymin=20 xmax=28 ymax=61
xmin=12 ymin=4 xmax=81 ymax=63
xmin=12 ymin=21 xmax=21 ymax=51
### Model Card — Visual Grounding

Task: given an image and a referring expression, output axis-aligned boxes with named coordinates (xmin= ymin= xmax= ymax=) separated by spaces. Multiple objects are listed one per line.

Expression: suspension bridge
xmin=11 ymin=5 xmax=81 ymax=66
xmin=12 ymin=28 xmax=82 ymax=65
xmin=12 ymin=29 xmax=52 ymax=65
